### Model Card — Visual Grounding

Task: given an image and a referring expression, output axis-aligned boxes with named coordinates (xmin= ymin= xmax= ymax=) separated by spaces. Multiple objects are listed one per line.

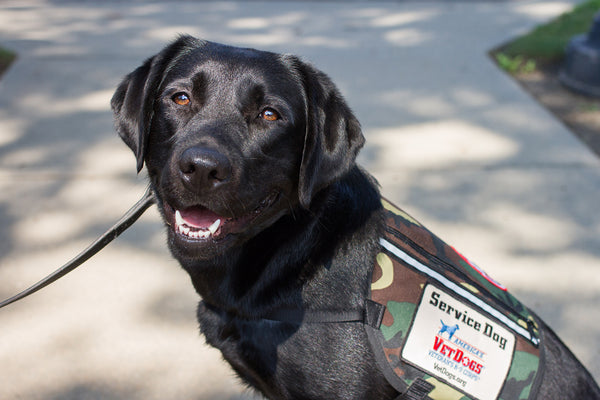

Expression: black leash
xmin=0 ymin=187 xmax=156 ymax=309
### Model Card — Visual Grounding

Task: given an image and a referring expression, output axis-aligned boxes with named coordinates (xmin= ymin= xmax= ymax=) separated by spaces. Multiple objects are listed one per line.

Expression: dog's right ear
xmin=286 ymin=57 xmax=365 ymax=209
xmin=111 ymin=35 xmax=204 ymax=172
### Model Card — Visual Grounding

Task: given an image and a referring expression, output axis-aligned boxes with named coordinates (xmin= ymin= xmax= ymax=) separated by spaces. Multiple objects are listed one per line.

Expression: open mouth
xmin=175 ymin=207 xmax=224 ymax=239
xmin=164 ymin=191 xmax=280 ymax=242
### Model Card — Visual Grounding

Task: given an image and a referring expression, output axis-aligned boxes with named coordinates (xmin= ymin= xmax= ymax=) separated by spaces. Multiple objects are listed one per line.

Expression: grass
xmin=494 ymin=0 xmax=600 ymax=73
xmin=0 ymin=46 xmax=17 ymax=78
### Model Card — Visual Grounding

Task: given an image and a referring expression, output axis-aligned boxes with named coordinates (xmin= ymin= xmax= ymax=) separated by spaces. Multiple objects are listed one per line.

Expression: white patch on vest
xmin=402 ymin=284 xmax=515 ymax=400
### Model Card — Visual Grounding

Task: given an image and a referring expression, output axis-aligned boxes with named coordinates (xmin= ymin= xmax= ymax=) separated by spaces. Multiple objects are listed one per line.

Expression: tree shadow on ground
xmin=0 ymin=1 xmax=598 ymax=398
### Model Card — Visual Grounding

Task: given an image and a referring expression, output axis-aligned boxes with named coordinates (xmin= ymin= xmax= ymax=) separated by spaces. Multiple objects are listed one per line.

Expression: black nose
xmin=178 ymin=147 xmax=232 ymax=192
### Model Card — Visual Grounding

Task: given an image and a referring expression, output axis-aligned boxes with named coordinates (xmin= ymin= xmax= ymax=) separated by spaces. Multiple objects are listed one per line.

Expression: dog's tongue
xmin=179 ymin=206 xmax=221 ymax=229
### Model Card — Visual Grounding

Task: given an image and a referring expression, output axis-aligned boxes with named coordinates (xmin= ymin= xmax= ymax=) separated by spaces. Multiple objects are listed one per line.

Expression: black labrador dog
xmin=111 ymin=36 xmax=600 ymax=399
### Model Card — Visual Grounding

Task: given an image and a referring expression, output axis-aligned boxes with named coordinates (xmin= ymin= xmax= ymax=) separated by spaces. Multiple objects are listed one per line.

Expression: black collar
xmin=202 ymin=299 xmax=385 ymax=328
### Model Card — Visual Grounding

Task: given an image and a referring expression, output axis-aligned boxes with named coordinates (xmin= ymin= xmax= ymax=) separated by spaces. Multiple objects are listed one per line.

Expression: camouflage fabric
xmin=365 ymin=199 xmax=543 ymax=400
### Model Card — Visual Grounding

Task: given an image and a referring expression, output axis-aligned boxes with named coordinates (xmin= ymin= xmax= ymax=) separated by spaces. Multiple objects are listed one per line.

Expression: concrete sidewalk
xmin=0 ymin=0 xmax=599 ymax=399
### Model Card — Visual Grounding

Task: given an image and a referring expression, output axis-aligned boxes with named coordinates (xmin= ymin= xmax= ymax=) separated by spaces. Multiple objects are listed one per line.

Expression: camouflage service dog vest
xmin=363 ymin=200 xmax=543 ymax=400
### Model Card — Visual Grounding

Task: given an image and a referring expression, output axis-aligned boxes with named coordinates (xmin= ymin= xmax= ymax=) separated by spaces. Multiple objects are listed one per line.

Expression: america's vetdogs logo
xmin=402 ymin=285 xmax=515 ymax=400
xmin=432 ymin=323 xmax=484 ymax=376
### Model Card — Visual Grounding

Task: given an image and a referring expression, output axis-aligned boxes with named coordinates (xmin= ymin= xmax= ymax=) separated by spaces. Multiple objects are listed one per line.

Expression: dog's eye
xmin=172 ymin=93 xmax=191 ymax=106
xmin=259 ymin=108 xmax=280 ymax=122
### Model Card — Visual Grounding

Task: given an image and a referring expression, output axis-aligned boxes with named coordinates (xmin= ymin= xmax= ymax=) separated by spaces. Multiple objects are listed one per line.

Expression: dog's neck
xmin=179 ymin=167 xmax=383 ymax=320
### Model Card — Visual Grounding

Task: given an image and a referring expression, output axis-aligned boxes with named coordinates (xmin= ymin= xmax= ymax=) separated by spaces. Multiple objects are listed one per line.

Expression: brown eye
xmin=260 ymin=108 xmax=279 ymax=121
xmin=172 ymin=93 xmax=190 ymax=106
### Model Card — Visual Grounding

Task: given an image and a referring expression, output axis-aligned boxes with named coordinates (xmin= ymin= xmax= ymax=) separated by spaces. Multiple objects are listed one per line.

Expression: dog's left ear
xmin=111 ymin=35 xmax=204 ymax=172
xmin=289 ymin=58 xmax=365 ymax=208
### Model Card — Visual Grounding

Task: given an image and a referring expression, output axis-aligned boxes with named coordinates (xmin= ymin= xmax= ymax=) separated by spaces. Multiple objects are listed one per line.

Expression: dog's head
xmin=111 ymin=36 xmax=364 ymax=260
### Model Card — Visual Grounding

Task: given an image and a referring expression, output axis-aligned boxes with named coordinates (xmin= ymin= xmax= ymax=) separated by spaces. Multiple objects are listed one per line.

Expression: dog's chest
xmin=198 ymin=306 xmax=391 ymax=399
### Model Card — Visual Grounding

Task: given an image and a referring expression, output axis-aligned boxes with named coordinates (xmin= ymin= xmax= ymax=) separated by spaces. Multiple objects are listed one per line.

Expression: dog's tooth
xmin=175 ymin=210 xmax=185 ymax=227
xmin=208 ymin=219 xmax=221 ymax=235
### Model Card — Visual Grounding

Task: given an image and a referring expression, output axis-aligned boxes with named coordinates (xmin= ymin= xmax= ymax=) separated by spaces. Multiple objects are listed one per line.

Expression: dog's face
xmin=111 ymin=36 xmax=364 ymax=262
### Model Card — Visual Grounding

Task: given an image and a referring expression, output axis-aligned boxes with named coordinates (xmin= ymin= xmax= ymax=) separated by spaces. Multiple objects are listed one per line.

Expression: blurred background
xmin=0 ymin=1 xmax=599 ymax=399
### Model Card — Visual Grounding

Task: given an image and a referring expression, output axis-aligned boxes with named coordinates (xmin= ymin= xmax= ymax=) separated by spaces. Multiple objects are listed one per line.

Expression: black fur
xmin=112 ymin=36 xmax=600 ymax=399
